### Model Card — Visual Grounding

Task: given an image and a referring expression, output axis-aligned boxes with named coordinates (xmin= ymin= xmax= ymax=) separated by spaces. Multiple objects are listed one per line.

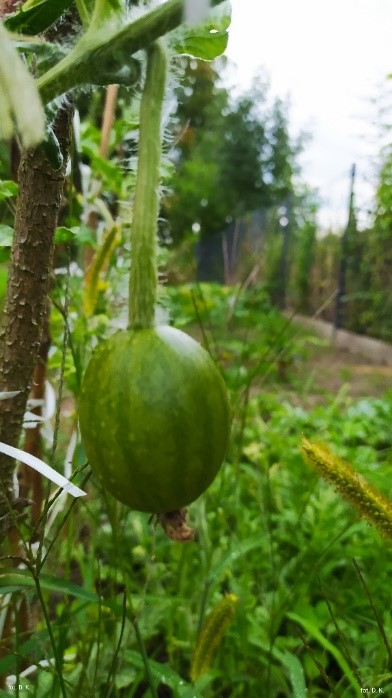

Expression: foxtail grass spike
xmin=301 ymin=438 xmax=392 ymax=541
xmin=190 ymin=594 xmax=239 ymax=683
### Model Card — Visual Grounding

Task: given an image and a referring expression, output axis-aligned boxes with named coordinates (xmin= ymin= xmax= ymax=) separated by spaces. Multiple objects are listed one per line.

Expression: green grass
xmin=3 ymin=283 xmax=392 ymax=696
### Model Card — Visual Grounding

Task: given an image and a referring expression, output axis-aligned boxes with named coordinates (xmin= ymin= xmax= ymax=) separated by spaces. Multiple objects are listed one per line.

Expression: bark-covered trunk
xmin=0 ymin=0 xmax=19 ymax=15
xmin=19 ymin=311 xmax=51 ymax=531
xmin=0 ymin=105 xmax=73 ymax=540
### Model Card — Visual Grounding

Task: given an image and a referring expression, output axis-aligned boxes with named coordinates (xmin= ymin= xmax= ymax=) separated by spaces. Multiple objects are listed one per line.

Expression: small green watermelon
xmin=79 ymin=325 xmax=230 ymax=513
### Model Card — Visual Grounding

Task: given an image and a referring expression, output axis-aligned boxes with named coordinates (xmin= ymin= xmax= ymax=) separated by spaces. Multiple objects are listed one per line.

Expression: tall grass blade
xmin=281 ymin=651 xmax=307 ymax=698
xmin=287 ymin=611 xmax=360 ymax=691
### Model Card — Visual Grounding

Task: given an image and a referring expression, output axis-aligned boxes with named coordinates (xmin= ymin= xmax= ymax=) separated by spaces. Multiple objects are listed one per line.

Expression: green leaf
xmin=127 ymin=651 xmax=192 ymax=695
xmin=280 ymin=651 xmax=307 ymax=698
xmin=0 ymin=628 xmax=49 ymax=675
xmin=172 ymin=3 xmax=230 ymax=60
xmin=55 ymin=226 xmax=78 ymax=244
xmin=81 ymin=146 xmax=123 ymax=191
xmin=287 ymin=612 xmax=360 ymax=692
xmin=14 ymin=40 xmax=68 ymax=76
xmin=56 ymin=225 xmax=97 ymax=247
xmin=5 ymin=0 xmax=74 ymax=35
xmin=208 ymin=534 xmax=266 ymax=582
xmin=73 ymin=225 xmax=98 ymax=247
xmin=173 ymin=28 xmax=228 ymax=60
xmin=0 ymin=180 xmax=19 ymax=201
xmin=0 ymin=225 xmax=14 ymax=247
xmin=0 ymin=567 xmax=99 ymax=602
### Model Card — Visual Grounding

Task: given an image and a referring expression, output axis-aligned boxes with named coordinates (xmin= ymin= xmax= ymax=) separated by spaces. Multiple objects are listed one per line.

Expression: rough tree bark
xmin=0 ymin=0 xmax=20 ymax=15
xmin=0 ymin=105 xmax=73 ymax=541
xmin=19 ymin=311 xmax=51 ymax=530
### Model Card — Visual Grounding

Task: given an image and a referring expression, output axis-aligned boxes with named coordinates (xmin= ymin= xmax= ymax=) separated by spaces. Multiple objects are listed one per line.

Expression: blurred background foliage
xmin=1 ymin=8 xmax=392 ymax=694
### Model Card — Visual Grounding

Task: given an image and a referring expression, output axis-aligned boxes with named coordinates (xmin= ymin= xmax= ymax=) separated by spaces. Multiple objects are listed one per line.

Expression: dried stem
xmin=84 ymin=84 xmax=119 ymax=273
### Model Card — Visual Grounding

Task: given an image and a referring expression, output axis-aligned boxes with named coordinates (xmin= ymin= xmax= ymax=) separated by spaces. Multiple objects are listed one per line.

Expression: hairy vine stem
xmin=37 ymin=0 xmax=226 ymax=104
xmin=128 ymin=40 xmax=167 ymax=329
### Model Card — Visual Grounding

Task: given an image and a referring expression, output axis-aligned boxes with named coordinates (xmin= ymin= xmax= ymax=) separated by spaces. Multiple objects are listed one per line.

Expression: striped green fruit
xmin=79 ymin=325 xmax=230 ymax=513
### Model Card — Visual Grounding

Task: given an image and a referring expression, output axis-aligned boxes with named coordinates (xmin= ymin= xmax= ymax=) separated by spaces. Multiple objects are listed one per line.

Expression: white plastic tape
xmin=0 ymin=391 xmax=21 ymax=401
xmin=0 ymin=441 xmax=86 ymax=498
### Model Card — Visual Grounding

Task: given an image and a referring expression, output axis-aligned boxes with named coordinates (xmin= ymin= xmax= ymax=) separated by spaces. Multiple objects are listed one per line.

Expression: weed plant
xmin=2 ymin=283 xmax=392 ymax=697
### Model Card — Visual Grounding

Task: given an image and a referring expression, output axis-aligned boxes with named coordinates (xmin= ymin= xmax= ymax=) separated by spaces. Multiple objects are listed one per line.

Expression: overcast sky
xmin=225 ymin=0 xmax=392 ymax=229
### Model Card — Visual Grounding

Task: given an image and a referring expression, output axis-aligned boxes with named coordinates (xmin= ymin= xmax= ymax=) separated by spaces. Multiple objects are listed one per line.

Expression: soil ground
xmin=187 ymin=320 xmax=392 ymax=406
xmin=286 ymin=340 xmax=392 ymax=407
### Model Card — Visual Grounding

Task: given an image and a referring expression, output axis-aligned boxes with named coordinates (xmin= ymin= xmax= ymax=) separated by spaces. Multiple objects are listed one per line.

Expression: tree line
xmin=163 ymin=58 xmax=392 ymax=342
